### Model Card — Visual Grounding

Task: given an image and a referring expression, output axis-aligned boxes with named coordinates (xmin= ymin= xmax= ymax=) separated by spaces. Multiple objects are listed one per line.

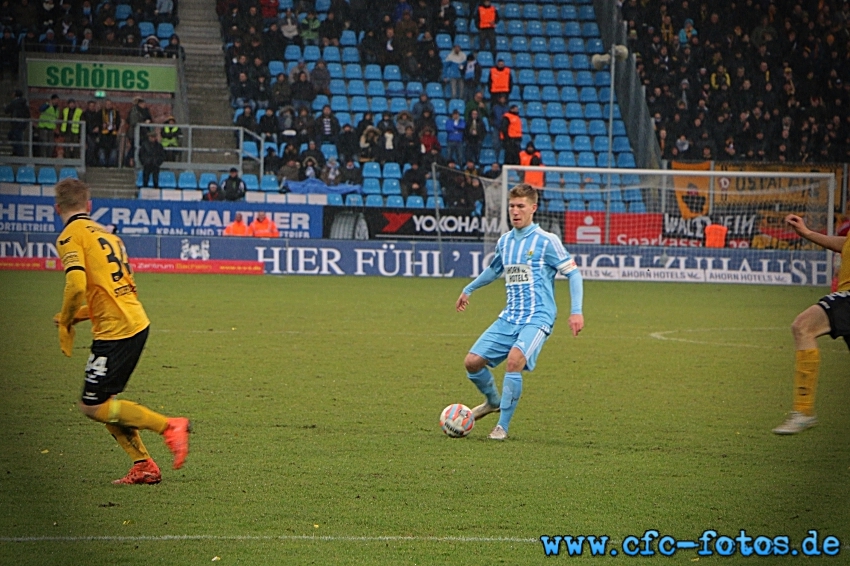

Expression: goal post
xmin=495 ymin=165 xmax=837 ymax=286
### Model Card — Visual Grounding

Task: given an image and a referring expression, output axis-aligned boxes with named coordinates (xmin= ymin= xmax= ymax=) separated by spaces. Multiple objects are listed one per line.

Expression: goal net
xmin=494 ymin=164 xmax=837 ymax=285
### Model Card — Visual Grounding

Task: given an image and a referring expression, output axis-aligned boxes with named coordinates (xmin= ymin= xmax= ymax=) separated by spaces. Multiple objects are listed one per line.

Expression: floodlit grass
xmin=0 ymin=271 xmax=847 ymax=565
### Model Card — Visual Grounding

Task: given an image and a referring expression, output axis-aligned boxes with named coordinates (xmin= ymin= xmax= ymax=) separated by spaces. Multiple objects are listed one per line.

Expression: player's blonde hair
xmin=509 ymin=183 xmax=539 ymax=204
xmin=54 ymin=178 xmax=91 ymax=212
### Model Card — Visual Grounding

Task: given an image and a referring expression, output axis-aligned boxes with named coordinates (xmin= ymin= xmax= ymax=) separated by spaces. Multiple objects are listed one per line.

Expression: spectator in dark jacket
xmin=139 ymin=132 xmax=166 ymax=188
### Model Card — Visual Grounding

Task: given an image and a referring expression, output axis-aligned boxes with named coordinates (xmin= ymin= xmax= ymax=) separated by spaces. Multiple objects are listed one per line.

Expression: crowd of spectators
xmin=0 ymin=0 xmax=184 ymax=61
xmin=622 ymin=0 xmax=850 ymax=163
xmin=220 ymin=0 xmax=506 ymax=206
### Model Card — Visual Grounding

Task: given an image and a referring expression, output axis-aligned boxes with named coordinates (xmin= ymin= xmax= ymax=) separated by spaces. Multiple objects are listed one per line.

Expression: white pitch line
xmin=649 ymin=327 xmax=786 ymax=350
xmin=0 ymin=534 xmax=537 ymax=544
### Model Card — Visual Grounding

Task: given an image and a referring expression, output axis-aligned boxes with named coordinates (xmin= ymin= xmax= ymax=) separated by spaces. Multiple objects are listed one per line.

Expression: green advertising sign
xmin=27 ymin=60 xmax=177 ymax=93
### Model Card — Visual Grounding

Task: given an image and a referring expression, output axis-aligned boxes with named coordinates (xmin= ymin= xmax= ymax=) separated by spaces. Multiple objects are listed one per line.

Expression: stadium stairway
xmin=84 ymin=167 xmax=138 ymax=199
xmin=177 ymin=0 xmax=236 ymax=160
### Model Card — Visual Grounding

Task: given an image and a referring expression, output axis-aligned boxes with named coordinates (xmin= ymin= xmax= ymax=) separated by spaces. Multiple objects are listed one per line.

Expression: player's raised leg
xmin=80 ymin=397 xmax=191 ymax=469
xmin=773 ymin=304 xmax=831 ymax=434
xmin=464 ymin=353 xmax=501 ymax=420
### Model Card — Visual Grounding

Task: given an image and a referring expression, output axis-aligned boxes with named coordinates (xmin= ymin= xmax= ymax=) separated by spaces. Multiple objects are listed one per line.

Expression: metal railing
xmin=0 ymin=118 xmax=87 ymax=170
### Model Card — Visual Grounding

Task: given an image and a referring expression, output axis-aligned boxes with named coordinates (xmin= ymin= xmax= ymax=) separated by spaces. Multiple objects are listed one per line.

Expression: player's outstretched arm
xmin=786 ymin=214 xmax=847 ymax=253
xmin=566 ymin=269 xmax=584 ymax=337
xmin=456 ymin=293 xmax=470 ymax=312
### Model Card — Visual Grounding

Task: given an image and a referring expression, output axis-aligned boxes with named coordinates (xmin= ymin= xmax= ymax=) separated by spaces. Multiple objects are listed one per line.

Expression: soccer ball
xmin=440 ymin=404 xmax=475 ymax=437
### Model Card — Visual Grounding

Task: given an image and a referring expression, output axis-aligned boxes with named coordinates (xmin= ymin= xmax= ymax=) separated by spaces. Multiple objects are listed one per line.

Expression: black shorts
xmin=81 ymin=326 xmax=149 ymax=406
xmin=817 ymin=291 xmax=850 ymax=349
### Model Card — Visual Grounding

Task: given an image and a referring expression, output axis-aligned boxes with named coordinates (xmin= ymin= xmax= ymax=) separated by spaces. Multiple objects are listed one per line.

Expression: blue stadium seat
xmin=565 ymin=22 xmax=581 ymax=38
xmin=384 ymin=65 xmax=401 ymax=81
xmin=526 ymin=21 xmax=543 ymax=36
xmin=578 ymin=152 xmax=597 ymax=167
xmin=331 ymin=95 xmax=349 ymax=112
xmin=582 ymin=23 xmax=600 ymax=38
xmin=522 ymin=86 xmax=541 ymax=101
xmin=568 ymin=38 xmax=586 ymax=54
xmin=156 ymin=23 xmax=174 ymax=39
xmin=552 ymin=54 xmax=570 ymax=70
xmin=321 ymin=144 xmax=338 ymax=161
xmin=572 ymin=54 xmax=591 ymax=70
xmin=37 ymin=167 xmax=57 ymax=185
xmin=344 ymin=64 xmax=362 ymax=80
xmin=542 ymin=5 xmax=559 ymax=20
xmin=315 ymin=0 xmax=331 ymax=12
xmin=579 ymin=6 xmax=596 ymax=21
xmin=586 ymin=39 xmax=605 ymax=54
xmin=588 ymin=119 xmax=607 ymax=136
xmin=406 ymin=195 xmax=425 ymax=208
xmin=577 ymin=72 xmax=595 ymax=87
xmin=159 ymin=171 xmax=178 ymax=189
xmin=510 ymin=36 xmax=528 ymax=52
xmin=538 ymin=70 xmax=556 ymax=86
xmin=367 ymin=80 xmax=385 ymax=97
xmin=425 ymin=82 xmax=444 ymax=99
xmin=284 ymin=45 xmax=301 ymax=61
xmin=580 ymin=87 xmax=598 ymax=103
xmin=529 ymin=37 xmax=548 ymax=53
xmin=596 ymin=153 xmax=612 ymax=167
xmin=448 ymin=99 xmax=465 ymax=115
xmin=546 ymin=199 xmax=565 ymax=212
xmin=364 ymin=64 xmax=382 ymax=80
xmin=260 ymin=175 xmax=279 ymax=192
xmin=362 ymin=178 xmax=381 ymax=194
xmin=569 ymin=119 xmax=588 ymax=135
xmin=525 ymin=102 xmax=544 ymax=118
xmin=629 ymin=201 xmax=647 ymax=213
xmin=583 ymin=173 xmax=602 ymax=185
xmin=604 ymin=103 xmax=623 ymax=119
xmin=329 ymin=79 xmax=346 ymax=95
xmin=506 ymin=20 xmax=524 ymax=36
xmin=560 ymin=86 xmax=579 ymax=102
xmin=595 ymin=71 xmax=611 ymax=87
xmin=382 ymin=179 xmax=402 ymax=195
xmin=613 ymin=136 xmax=631 ymax=153
xmin=58 ymin=167 xmax=78 ymax=180
xmin=479 ymin=149 xmax=497 ymax=165
xmin=504 ymin=3 xmax=521 ymax=19
xmin=177 ymin=171 xmax=197 ymax=189
xmin=370 ymin=97 xmax=388 ymax=113
xmin=362 ymin=162 xmax=381 ymax=178
xmin=345 ymin=193 xmax=364 ymax=206
xmin=336 ymin=112 xmax=352 ymax=126
xmin=557 ymin=70 xmax=575 ymax=86
xmin=623 ymin=188 xmax=643 ymax=202
xmin=549 ymin=37 xmax=567 ymax=53
xmin=16 ymin=166 xmax=36 ymax=184
xmin=540 ymin=86 xmax=560 ymax=103
xmin=340 ymin=30 xmax=358 ymax=46
xmin=406 ymin=82 xmax=423 ymax=97
xmin=573 ymin=135 xmax=592 ymax=151
xmin=327 ymin=63 xmax=343 ymax=78
xmin=598 ymin=87 xmax=613 ymax=102
xmin=323 ymin=46 xmax=341 ymax=62
xmin=0 ymin=165 xmax=15 ymax=183
xmin=386 ymin=195 xmax=405 ymax=207
xmin=312 ymin=94 xmax=330 ymax=111
xmin=455 ymin=34 xmax=472 ymax=50
xmin=565 ymin=102 xmax=584 ymax=119
xmin=269 ymin=60 xmax=286 ymax=77
xmin=350 ymin=96 xmax=369 ymax=112
xmin=139 ymin=22 xmax=155 ymax=38
xmin=617 ymin=153 xmax=636 ymax=167
xmin=425 ymin=196 xmax=445 ymax=209
xmin=455 ymin=18 xmax=468 ymax=33
xmin=522 ymin=4 xmax=540 ymax=19
xmin=116 ymin=4 xmax=132 ymax=20
xmin=347 ymin=79 xmax=366 ymax=96
xmin=477 ymin=51 xmax=494 ymax=67
xmin=432 ymin=99 xmax=447 ymax=114
xmin=592 ymin=136 xmax=609 ymax=153
xmin=561 ymin=5 xmax=578 ymax=20
xmin=545 ymin=103 xmax=564 ymax=119
xmin=327 ymin=193 xmax=344 ymax=206
xmin=553 ymin=135 xmax=572 ymax=151
xmin=383 ymin=162 xmax=402 ymax=179
xmin=342 ymin=47 xmax=360 ymax=63
xmin=613 ymin=120 xmax=627 ymax=136
xmin=533 ymin=54 xmax=551 ymax=69
xmin=387 ymin=81 xmax=406 ymax=96
xmin=550 ymin=119 xmax=569 ymax=135
xmin=198 ymin=172 xmax=218 ymax=189
xmin=389 ymin=98 xmax=408 ymax=113
xmin=517 ymin=69 xmax=535 ymax=85
xmin=534 ymin=134 xmax=552 ymax=150
xmin=514 ymin=53 xmax=532 ymax=69
xmin=545 ymin=21 xmax=562 ymax=37
xmin=585 ymin=103 xmax=603 ymax=119
xmin=365 ymin=194 xmax=384 ymax=207
xmin=529 ymin=118 xmax=548 ymax=135
xmin=496 ymin=52 xmax=513 ymax=66
xmin=496 ymin=37 xmax=510 ymax=53
xmin=586 ymin=200 xmax=605 ymax=212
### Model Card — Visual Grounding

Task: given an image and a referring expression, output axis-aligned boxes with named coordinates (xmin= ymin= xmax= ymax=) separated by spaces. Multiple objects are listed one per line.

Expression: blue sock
xmin=497 ymin=372 xmax=523 ymax=432
xmin=467 ymin=367 xmax=500 ymax=407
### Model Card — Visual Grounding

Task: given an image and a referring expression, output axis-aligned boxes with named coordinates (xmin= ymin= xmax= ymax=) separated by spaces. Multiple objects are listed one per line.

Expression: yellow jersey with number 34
xmin=56 ymin=214 xmax=149 ymax=340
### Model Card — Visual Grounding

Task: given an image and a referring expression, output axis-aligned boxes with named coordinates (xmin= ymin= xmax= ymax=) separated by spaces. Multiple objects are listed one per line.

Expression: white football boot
xmin=471 ymin=402 xmax=500 ymax=420
xmin=488 ymin=425 xmax=508 ymax=440
xmin=772 ymin=411 xmax=817 ymax=435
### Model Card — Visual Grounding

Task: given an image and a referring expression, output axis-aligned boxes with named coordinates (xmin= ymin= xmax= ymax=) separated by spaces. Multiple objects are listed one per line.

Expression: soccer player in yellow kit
xmin=773 ymin=213 xmax=850 ymax=434
xmin=53 ymin=178 xmax=190 ymax=483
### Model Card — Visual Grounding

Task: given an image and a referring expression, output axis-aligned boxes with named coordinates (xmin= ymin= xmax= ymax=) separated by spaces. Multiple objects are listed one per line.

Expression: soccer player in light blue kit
xmin=456 ymin=184 xmax=584 ymax=440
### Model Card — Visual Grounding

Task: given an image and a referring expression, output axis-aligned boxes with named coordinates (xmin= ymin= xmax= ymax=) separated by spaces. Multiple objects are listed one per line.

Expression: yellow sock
xmin=93 ymin=400 xmax=169 ymax=434
xmin=792 ymin=349 xmax=820 ymax=416
xmin=105 ymin=424 xmax=151 ymax=462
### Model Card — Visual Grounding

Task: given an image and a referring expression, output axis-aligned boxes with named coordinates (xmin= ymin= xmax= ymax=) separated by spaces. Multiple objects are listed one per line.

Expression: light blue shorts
xmin=469 ymin=318 xmax=551 ymax=371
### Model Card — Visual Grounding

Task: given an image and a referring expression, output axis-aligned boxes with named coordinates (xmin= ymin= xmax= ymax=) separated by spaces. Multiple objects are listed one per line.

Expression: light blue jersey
xmin=463 ymin=223 xmax=582 ymax=328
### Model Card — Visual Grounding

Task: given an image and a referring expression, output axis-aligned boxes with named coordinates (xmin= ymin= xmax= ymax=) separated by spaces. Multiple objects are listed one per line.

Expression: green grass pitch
xmin=0 ymin=271 xmax=847 ymax=565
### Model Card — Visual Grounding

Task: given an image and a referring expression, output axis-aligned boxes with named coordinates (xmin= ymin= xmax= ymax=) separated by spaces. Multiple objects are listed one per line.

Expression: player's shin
xmin=106 ymin=423 xmax=151 ymax=462
xmin=792 ymin=349 xmax=820 ymax=416
xmin=497 ymin=372 xmax=523 ymax=432
xmin=468 ymin=367 xmax=500 ymax=407
xmin=93 ymin=399 xmax=169 ymax=434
